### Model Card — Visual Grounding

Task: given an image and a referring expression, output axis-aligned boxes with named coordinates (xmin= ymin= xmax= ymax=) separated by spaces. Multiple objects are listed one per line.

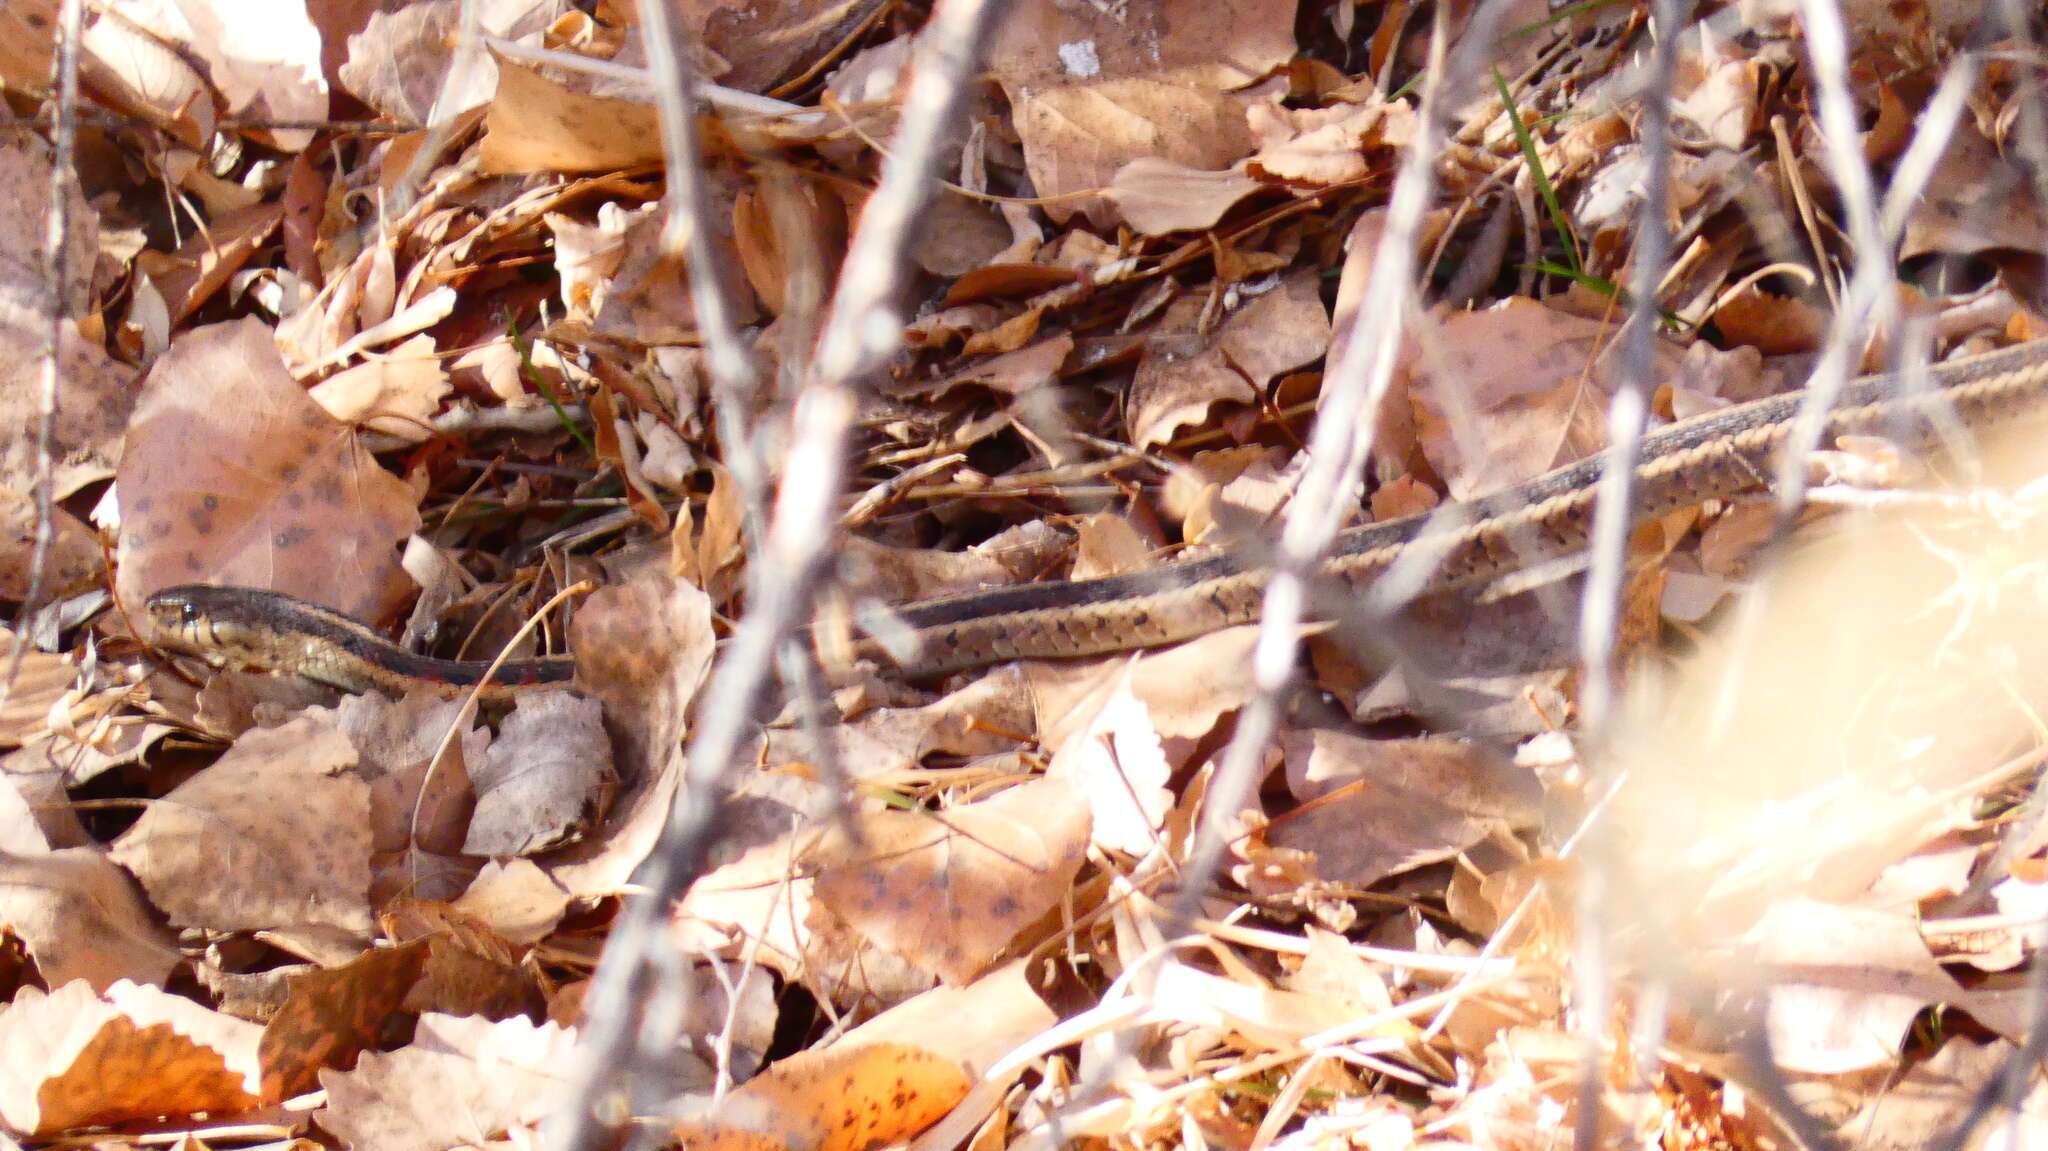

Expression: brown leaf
xmin=146 ymin=202 xmax=284 ymax=322
xmin=115 ymin=317 xmax=421 ymax=621
xmin=0 ymin=623 xmax=86 ymax=749
xmin=549 ymin=570 xmax=714 ymax=897
xmin=674 ymin=1042 xmax=972 ymax=1151
xmin=465 ymin=690 xmax=611 ymax=857
xmin=693 ymin=0 xmax=877 ymax=93
xmin=0 ymin=846 xmax=180 ymax=992
xmin=1103 ymin=158 xmax=1263 ymax=236
xmin=0 ymin=980 xmax=263 ymax=1137
xmin=334 ymin=690 xmax=484 ymax=858
xmin=805 ymin=778 xmax=1090 ymax=985
xmin=1011 ymin=77 xmax=1265 ymax=230
xmin=479 ymin=57 xmax=663 ymax=175
xmin=452 ymin=859 xmax=572 ymax=946
xmin=933 ymin=333 xmax=1074 ymax=398
xmin=306 ymin=335 xmax=452 ymax=441
xmin=1246 ymin=96 xmax=1415 ymax=186
xmin=110 ymin=714 xmax=374 ymax=935
xmin=1127 ymin=270 xmax=1330 ymax=447
xmin=985 ymin=0 xmax=1295 ymax=228
xmin=1252 ymin=730 xmax=1539 ymax=888
xmin=258 ymin=939 xmax=430 ymax=1101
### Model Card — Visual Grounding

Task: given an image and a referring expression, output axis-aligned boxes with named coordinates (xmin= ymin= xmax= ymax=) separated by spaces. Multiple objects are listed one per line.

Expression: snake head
xmin=143 ymin=584 xmax=265 ymax=669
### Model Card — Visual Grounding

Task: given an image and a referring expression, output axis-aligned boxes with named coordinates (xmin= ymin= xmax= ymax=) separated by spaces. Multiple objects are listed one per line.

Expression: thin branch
xmin=1171 ymin=0 xmax=1516 ymax=931
xmin=4 ymin=0 xmax=85 ymax=722
xmin=542 ymin=1 xmax=1002 ymax=1145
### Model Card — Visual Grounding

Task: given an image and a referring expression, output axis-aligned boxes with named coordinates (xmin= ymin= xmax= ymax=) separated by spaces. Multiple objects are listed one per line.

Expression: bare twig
xmin=1172 ymin=0 xmax=1513 ymax=929
xmin=1577 ymin=0 xmax=1692 ymax=733
xmin=1568 ymin=8 xmax=1692 ymax=1142
xmin=4 ymin=0 xmax=85 ymax=724
xmin=543 ymin=1 xmax=1002 ymax=1144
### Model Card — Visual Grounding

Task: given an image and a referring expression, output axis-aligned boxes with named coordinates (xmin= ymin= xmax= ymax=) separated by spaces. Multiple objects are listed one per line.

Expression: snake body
xmin=146 ymin=338 xmax=2048 ymax=693
xmin=146 ymin=584 xmax=576 ymax=699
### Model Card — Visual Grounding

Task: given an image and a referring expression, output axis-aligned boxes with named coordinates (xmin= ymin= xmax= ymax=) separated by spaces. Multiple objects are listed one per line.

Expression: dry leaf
xmin=805 ymin=779 xmax=1090 ymax=985
xmin=465 ymin=689 xmax=611 ymax=856
xmin=0 ymin=847 xmax=181 ymax=991
xmin=306 ymin=334 xmax=452 ymax=440
xmin=1045 ymin=678 xmax=1172 ymax=857
xmin=0 ymin=980 xmax=263 ymax=1137
xmin=480 ymin=57 xmax=664 ymax=174
xmin=1126 ymin=270 xmax=1330 ymax=447
xmin=115 ymin=317 xmax=421 ymax=621
xmin=1246 ymin=95 xmax=1415 ymax=186
xmin=111 ymin=714 xmax=374 ymax=935
xmin=549 ymin=571 xmax=714 ymax=897
xmin=1751 ymin=900 xmax=1974 ymax=1074
xmin=317 ymin=1012 xmax=577 ymax=1151
xmin=452 ymin=859 xmax=572 ymax=945
xmin=1102 ymin=158 xmax=1262 ymax=236
xmin=1255 ymin=730 xmax=1540 ymax=889
xmin=258 ymin=939 xmax=431 ymax=1100
xmin=674 ymin=1042 xmax=971 ymax=1151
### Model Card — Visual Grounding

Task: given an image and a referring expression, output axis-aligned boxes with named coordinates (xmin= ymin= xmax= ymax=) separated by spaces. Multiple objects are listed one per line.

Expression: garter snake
xmin=145 ymin=337 xmax=2048 ymax=693
xmin=145 ymin=584 xmax=577 ymax=700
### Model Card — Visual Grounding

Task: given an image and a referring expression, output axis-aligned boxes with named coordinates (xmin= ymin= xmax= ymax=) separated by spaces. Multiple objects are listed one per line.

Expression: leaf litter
xmin=4 ymin=0 xmax=2048 ymax=1148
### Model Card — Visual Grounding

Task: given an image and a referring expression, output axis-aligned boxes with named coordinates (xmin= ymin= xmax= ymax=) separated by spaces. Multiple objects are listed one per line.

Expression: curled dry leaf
xmin=674 ymin=1042 xmax=972 ymax=1151
xmin=805 ymin=778 xmax=1090 ymax=985
xmin=114 ymin=317 xmax=421 ymax=621
xmin=1670 ymin=24 xmax=1759 ymax=151
xmin=110 ymin=714 xmax=375 ymax=935
xmin=0 ymin=979 xmax=263 ymax=1137
xmin=146 ymin=202 xmax=284 ymax=323
xmin=306 ymin=334 xmax=452 ymax=441
xmin=0 ymin=622 xmax=87 ymax=750
xmin=1245 ymin=95 xmax=1416 ymax=186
